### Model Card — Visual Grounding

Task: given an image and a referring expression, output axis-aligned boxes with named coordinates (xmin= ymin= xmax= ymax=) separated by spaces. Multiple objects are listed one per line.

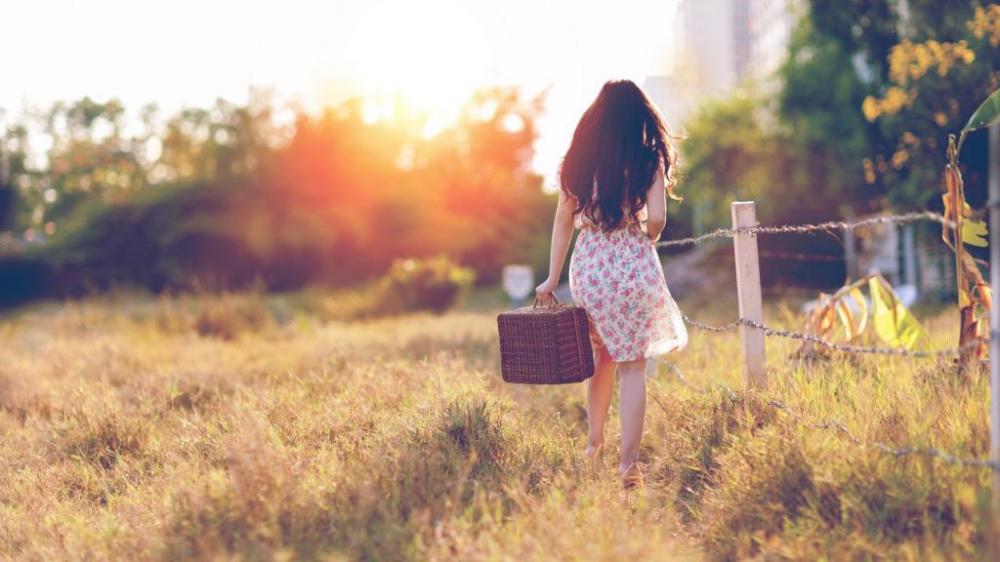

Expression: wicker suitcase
xmin=497 ymin=297 xmax=595 ymax=384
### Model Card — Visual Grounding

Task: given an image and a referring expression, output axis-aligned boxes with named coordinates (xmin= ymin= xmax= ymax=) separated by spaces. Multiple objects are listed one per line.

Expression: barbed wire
xmin=758 ymin=250 xmax=844 ymax=262
xmin=660 ymin=209 xmax=965 ymax=357
xmin=652 ymin=359 xmax=705 ymax=395
xmin=749 ymin=211 xmax=952 ymax=236
xmin=767 ymin=400 xmax=1000 ymax=471
xmin=651 ymin=208 xmax=995 ymax=470
xmin=741 ymin=318 xmax=964 ymax=358
xmin=654 ymin=358 xmax=746 ymax=403
xmin=656 ymin=233 xmax=711 ymax=249
xmin=651 ymin=358 xmax=1000 ymax=471
xmin=657 ymin=228 xmax=735 ymax=248
xmin=680 ymin=314 xmax=741 ymax=333
xmin=762 ymin=286 xmax=831 ymax=297
xmin=657 ymin=210 xmax=953 ymax=248
xmin=680 ymin=313 xmax=966 ymax=358
xmin=651 ymin=358 xmax=741 ymax=401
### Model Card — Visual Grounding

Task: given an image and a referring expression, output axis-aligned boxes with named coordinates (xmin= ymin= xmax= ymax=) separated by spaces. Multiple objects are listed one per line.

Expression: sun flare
xmin=320 ymin=0 xmax=494 ymax=128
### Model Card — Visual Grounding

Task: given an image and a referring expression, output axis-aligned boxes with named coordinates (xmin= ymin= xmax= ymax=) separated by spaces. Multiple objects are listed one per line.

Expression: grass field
xmin=1 ymin=288 xmax=998 ymax=561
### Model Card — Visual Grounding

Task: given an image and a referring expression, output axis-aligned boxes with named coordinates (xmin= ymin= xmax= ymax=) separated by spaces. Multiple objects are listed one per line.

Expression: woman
xmin=535 ymin=79 xmax=688 ymax=489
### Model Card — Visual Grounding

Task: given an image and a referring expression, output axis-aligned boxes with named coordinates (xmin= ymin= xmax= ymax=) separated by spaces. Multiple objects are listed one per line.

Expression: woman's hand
xmin=535 ymin=277 xmax=559 ymax=303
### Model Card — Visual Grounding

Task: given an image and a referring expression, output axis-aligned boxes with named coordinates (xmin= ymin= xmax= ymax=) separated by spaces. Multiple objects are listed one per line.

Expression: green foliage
xmin=960 ymin=85 xmax=1000 ymax=153
xmin=374 ymin=255 xmax=476 ymax=315
xmin=679 ymin=96 xmax=771 ymax=228
xmin=680 ymin=12 xmax=878 ymax=235
xmin=0 ymin=87 xmax=549 ymax=304
xmin=682 ymin=0 xmax=1000 ymax=235
xmin=33 ymin=181 xmax=297 ymax=292
xmin=680 ymin=92 xmax=862 ymax=233
xmin=837 ymin=1 xmax=998 ymax=204
xmin=779 ymin=14 xmax=874 ymax=197
xmin=963 ymin=86 xmax=1000 ymax=133
xmin=0 ymin=93 xmax=280 ymax=233
xmin=963 ymin=215 xmax=990 ymax=247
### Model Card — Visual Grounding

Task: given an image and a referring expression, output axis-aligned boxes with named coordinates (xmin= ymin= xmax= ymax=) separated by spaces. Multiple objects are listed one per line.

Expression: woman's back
xmin=573 ymin=202 xmax=648 ymax=231
xmin=571 ymin=182 xmax=648 ymax=231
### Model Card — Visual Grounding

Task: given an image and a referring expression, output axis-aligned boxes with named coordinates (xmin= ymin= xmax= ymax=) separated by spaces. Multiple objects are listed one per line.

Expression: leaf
xmin=977 ymin=281 xmax=993 ymax=311
xmin=835 ymin=299 xmax=858 ymax=340
xmin=848 ymin=287 xmax=868 ymax=335
xmin=958 ymin=87 xmax=1000 ymax=155
xmin=820 ymin=296 xmax=837 ymax=335
xmin=940 ymin=191 xmax=957 ymax=250
xmin=962 ymin=200 xmax=975 ymax=218
xmin=869 ymin=275 xmax=923 ymax=349
xmin=958 ymin=284 xmax=973 ymax=309
xmin=960 ymin=251 xmax=986 ymax=309
xmin=963 ymin=87 xmax=1000 ymax=133
xmin=961 ymin=218 xmax=988 ymax=247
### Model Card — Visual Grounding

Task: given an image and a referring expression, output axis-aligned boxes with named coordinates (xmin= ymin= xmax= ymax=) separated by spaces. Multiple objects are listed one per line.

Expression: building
xmin=647 ymin=0 xmax=799 ymax=126
xmin=747 ymin=0 xmax=799 ymax=84
xmin=673 ymin=0 xmax=743 ymax=99
xmin=641 ymin=75 xmax=696 ymax=129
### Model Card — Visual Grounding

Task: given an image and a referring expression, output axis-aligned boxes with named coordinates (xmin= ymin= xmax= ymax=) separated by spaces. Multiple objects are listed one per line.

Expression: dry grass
xmin=0 ymin=289 xmax=997 ymax=561
xmin=0 ymin=291 xmax=697 ymax=561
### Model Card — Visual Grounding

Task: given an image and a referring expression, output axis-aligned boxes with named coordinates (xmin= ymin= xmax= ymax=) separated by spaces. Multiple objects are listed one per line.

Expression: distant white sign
xmin=502 ymin=265 xmax=534 ymax=304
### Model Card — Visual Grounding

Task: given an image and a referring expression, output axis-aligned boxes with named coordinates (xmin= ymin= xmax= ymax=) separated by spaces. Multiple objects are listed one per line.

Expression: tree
xmin=680 ymin=1 xmax=1000 ymax=228
xmin=815 ymin=1 xmax=1000 ymax=205
xmin=779 ymin=12 xmax=881 ymax=207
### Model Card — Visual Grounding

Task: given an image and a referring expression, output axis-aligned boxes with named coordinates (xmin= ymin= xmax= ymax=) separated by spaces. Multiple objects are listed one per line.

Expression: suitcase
xmin=497 ymin=297 xmax=595 ymax=384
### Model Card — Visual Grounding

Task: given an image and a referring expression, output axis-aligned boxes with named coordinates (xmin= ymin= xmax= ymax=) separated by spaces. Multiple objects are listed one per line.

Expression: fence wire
xmin=665 ymin=208 xmax=966 ymax=357
xmin=657 ymin=210 xmax=953 ymax=248
xmin=758 ymin=250 xmax=845 ymax=262
xmin=680 ymin=314 xmax=967 ymax=358
xmin=652 ymin=358 xmax=1000 ymax=472
xmin=652 ymin=208 xmax=995 ymax=472
xmin=767 ymin=400 xmax=1000 ymax=471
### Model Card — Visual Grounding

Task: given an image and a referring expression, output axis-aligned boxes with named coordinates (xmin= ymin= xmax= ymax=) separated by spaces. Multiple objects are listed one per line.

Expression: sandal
xmin=621 ymin=463 xmax=643 ymax=490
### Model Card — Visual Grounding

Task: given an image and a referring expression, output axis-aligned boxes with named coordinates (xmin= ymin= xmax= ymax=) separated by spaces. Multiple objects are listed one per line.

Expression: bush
xmin=0 ymin=257 xmax=52 ymax=309
xmin=373 ymin=256 xmax=475 ymax=315
xmin=193 ymin=292 xmax=274 ymax=340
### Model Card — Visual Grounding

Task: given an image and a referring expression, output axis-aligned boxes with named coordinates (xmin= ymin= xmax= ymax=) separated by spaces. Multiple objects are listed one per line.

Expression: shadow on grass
xmin=162 ymin=398 xmax=567 ymax=561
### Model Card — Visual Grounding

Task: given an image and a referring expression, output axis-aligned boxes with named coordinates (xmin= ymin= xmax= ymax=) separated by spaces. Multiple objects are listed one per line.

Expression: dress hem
xmin=611 ymin=339 xmax=687 ymax=363
xmin=597 ymin=335 xmax=688 ymax=363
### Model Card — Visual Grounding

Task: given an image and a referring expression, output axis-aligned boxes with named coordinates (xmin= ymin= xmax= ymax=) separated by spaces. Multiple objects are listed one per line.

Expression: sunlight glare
xmin=334 ymin=0 xmax=491 ymax=130
xmin=501 ymin=114 xmax=524 ymax=133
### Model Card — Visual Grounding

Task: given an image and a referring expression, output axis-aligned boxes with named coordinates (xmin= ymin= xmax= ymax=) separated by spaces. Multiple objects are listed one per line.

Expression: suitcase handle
xmin=533 ymin=294 xmax=561 ymax=308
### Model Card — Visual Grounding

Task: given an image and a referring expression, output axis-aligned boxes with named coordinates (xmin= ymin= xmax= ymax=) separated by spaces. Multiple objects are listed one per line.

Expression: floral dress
xmin=569 ymin=203 xmax=688 ymax=362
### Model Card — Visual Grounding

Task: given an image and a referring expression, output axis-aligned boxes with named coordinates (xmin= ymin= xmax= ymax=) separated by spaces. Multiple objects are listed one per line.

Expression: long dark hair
xmin=560 ymin=79 xmax=680 ymax=231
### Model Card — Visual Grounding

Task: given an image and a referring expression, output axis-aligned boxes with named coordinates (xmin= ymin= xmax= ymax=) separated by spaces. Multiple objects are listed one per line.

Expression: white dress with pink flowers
xmin=569 ymin=204 xmax=687 ymax=362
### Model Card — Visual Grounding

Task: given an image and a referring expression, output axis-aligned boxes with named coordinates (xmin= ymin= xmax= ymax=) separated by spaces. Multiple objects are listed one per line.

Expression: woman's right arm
xmin=645 ymin=165 xmax=667 ymax=242
xmin=535 ymin=190 xmax=577 ymax=301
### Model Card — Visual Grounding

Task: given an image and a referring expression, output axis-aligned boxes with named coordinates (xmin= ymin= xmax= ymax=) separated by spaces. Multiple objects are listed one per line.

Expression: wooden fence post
xmin=731 ymin=201 xmax=767 ymax=388
xmin=988 ymin=121 xmax=1000 ymax=513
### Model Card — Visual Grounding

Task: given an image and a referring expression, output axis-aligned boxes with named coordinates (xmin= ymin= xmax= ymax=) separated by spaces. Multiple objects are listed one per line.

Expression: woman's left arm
xmin=535 ymin=190 xmax=576 ymax=301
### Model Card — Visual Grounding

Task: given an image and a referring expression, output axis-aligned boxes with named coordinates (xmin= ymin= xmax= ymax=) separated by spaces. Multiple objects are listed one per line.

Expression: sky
xmin=3 ymin=0 xmax=678 ymax=187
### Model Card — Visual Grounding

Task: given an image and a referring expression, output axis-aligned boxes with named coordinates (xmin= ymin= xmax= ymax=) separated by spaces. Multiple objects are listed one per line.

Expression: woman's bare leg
xmin=616 ymin=358 xmax=647 ymax=472
xmin=586 ymin=343 xmax=615 ymax=455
